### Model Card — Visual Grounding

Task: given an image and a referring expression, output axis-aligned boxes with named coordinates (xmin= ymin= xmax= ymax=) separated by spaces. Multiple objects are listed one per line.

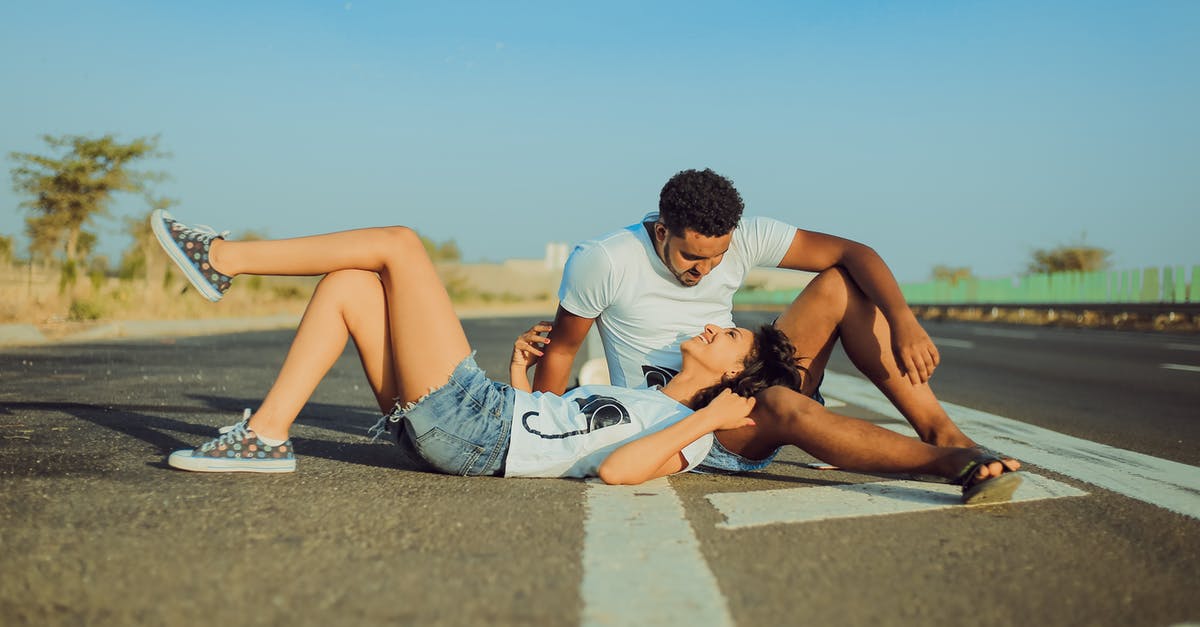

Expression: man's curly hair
xmin=658 ymin=168 xmax=744 ymax=237
xmin=689 ymin=325 xmax=807 ymax=409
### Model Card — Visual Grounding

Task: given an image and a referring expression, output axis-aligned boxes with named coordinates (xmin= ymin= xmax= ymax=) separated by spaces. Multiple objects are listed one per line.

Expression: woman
xmin=151 ymin=210 xmax=801 ymax=484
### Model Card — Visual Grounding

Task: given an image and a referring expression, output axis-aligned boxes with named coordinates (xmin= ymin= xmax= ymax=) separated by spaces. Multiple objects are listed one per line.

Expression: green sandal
xmin=953 ymin=454 xmax=1023 ymax=505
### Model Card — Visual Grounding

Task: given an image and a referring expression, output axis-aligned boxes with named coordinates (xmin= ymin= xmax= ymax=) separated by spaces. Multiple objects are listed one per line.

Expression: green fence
xmin=734 ymin=265 xmax=1200 ymax=307
xmin=898 ymin=265 xmax=1200 ymax=305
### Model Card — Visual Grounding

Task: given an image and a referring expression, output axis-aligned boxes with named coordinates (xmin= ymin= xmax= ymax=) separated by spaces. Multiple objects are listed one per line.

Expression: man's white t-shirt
xmin=504 ymin=385 xmax=713 ymax=478
xmin=558 ymin=213 xmax=796 ymax=388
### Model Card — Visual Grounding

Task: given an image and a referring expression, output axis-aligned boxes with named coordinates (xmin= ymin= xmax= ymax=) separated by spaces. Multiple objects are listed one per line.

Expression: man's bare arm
xmin=777 ymin=229 xmax=940 ymax=384
xmin=531 ymin=305 xmax=595 ymax=394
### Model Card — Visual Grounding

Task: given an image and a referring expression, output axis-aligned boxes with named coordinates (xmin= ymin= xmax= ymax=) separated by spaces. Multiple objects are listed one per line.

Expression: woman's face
xmin=681 ymin=324 xmax=755 ymax=378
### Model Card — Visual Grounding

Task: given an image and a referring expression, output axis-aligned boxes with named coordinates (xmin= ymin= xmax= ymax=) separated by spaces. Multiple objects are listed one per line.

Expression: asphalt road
xmin=1 ymin=316 xmax=1198 ymax=626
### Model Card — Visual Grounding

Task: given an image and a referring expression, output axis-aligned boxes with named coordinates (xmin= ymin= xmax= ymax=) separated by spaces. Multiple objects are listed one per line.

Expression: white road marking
xmin=1166 ymin=343 xmax=1200 ymax=352
xmin=709 ymin=473 xmax=1086 ymax=529
xmin=1161 ymin=363 xmax=1200 ymax=373
xmin=581 ymin=478 xmax=733 ymax=627
xmin=819 ymin=395 xmax=847 ymax=408
xmin=931 ymin=337 xmax=975 ymax=349
xmin=970 ymin=327 xmax=1038 ymax=340
xmin=821 ymin=370 xmax=1200 ymax=520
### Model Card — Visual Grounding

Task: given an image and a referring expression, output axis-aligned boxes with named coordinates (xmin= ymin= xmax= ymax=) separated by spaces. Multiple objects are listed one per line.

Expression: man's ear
xmin=653 ymin=221 xmax=668 ymax=243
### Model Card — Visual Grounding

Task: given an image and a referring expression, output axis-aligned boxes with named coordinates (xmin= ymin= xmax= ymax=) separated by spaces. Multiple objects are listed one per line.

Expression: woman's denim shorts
xmin=692 ymin=387 xmax=825 ymax=475
xmin=386 ymin=354 xmax=514 ymax=477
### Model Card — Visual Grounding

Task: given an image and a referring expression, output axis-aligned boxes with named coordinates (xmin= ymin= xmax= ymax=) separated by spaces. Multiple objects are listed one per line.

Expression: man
xmin=533 ymin=168 xmax=987 ymax=470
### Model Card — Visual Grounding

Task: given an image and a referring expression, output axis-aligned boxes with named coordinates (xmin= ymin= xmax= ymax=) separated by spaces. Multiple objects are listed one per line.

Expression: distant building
xmin=544 ymin=242 xmax=570 ymax=271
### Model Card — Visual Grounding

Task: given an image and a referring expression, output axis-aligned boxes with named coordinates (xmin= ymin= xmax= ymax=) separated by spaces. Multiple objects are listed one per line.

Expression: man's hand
xmin=532 ymin=306 xmax=595 ymax=394
xmin=891 ymin=317 xmax=940 ymax=385
xmin=700 ymin=389 xmax=757 ymax=431
xmin=512 ymin=321 xmax=553 ymax=371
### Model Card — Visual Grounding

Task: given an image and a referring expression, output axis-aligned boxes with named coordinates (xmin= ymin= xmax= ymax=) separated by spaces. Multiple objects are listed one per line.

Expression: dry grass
xmin=0 ymin=261 xmax=561 ymax=334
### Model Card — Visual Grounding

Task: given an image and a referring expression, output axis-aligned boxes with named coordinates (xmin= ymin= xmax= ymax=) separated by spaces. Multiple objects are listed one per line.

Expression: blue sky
xmin=2 ymin=1 xmax=1197 ymax=282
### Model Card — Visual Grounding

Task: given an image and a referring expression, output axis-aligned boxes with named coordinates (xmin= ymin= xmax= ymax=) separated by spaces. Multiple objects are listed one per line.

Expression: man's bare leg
xmin=718 ymin=387 xmax=1017 ymax=482
xmin=774 ymin=268 xmax=976 ymax=448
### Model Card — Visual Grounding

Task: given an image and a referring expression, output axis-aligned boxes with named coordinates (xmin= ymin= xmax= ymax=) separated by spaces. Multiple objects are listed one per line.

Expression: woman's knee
xmin=375 ymin=225 xmax=422 ymax=253
xmin=316 ymin=269 xmax=384 ymax=304
xmin=370 ymin=226 xmax=434 ymax=272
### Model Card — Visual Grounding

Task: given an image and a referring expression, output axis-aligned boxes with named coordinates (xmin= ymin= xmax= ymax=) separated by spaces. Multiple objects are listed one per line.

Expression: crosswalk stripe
xmin=708 ymin=472 xmax=1087 ymax=529
xmin=581 ymin=478 xmax=733 ymax=627
xmin=822 ymin=370 xmax=1200 ymax=521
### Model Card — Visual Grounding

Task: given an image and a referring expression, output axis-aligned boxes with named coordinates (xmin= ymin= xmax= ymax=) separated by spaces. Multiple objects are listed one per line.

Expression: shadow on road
xmin=0 ymin=398 xmax=425 ymax=474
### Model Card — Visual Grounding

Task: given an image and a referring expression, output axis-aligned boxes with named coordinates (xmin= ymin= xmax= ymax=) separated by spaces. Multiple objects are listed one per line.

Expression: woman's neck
xmin=659 ymin=371 xmax=714 ymax=409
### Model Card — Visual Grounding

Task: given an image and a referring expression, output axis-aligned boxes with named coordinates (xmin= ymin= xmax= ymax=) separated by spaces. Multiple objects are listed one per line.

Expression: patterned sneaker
xmin=168 ymin=421 xmax=296 ymax=473
xmin=150 ymin=209 xmax=233 ymax=302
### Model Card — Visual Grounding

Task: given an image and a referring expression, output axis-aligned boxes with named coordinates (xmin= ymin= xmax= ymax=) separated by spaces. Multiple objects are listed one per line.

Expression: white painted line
xmin=581 ymin=478 xmax=733 ymax=627
xmin=819 ymin=395 xmax=847 ymax=408
xmin=931 ymin=337 xmax=975 ymax=349
xmin=709 ymin=473 xmax=1086 ymax=529
xmin=1161 ymin=363 xmax=1200 ymax=373
xmin=1166 ymin=343 xmax=1200 ymax=352
xmin=970 ymin=327 xmax=1038 ymax=340
xmin=821 ymin=371 xmax=1200 ymax=521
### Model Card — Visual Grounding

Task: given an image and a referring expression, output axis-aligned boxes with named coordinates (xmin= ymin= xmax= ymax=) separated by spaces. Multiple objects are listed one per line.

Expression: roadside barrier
xmin=734 ymin=265 xmax=1200 ymax=308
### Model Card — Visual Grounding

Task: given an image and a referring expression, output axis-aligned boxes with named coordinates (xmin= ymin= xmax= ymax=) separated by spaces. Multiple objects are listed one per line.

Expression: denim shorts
xmin=386 ymin=354 xmax=514 ymax=476
xmin=692 ymin=386 xmax=825 ymax=474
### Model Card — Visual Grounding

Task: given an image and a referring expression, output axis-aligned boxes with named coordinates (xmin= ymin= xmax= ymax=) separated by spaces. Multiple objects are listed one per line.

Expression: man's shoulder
xmin=573 ymin=218 xmax=651 ymax=258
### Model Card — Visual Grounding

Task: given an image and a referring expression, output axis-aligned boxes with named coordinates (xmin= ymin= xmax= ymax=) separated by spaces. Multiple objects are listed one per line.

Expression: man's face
xmin=653 ymin=222 xmax=732 ymax=287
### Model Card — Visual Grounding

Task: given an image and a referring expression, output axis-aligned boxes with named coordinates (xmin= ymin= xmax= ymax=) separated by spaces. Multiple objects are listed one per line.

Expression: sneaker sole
xmin=168 ymin=450 xmax=296 ymax=473
xmin=150 ymin=209 xmax=224 ymax=302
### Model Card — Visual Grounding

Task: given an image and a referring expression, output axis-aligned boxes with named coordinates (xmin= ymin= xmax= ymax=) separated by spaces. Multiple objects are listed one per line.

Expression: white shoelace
xmin=217 ymin=408 xmax=252 ymax=434
xmin=172 ymin=214 xmax=230 ymax=241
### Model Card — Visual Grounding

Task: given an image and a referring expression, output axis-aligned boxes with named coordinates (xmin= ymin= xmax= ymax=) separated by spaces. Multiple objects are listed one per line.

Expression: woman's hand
xmin=702 ymin=389 xmax=757 ymax=431
xmin=512 ymin=321 xmax=553 ymax=371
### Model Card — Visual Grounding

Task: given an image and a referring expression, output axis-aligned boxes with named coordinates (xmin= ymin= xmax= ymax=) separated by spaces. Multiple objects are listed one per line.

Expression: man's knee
xmin=805 ymin=267 xmax=855 ymax=300
xmin=753 ymin=386 xmax=821 ymax=432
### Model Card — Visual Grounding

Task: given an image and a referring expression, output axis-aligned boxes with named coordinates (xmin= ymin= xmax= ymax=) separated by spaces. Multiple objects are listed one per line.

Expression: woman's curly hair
xmin=689 ymin=325 xmax=807 ymax=408
xmin=658 ymin=168 xmax=744 ymax=237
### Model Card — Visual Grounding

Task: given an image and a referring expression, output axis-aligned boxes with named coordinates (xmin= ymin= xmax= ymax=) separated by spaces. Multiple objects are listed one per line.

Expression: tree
xmin=931 ymin=265 xmax=973 ymax=285
xmin=420 ymin=235 xmax=463 ymax=262
xmin=0 ymin=233 xmax=12 ymax=265
xmin=1027 ymin=242 xmax=1111 ymax=274
xmin=24 ymin=215 xmax=61 ymax=266
xmin=118 ymin=196 xmax=176 ymax=285
xmin=10 ymin=134 xmax=163 ymax=270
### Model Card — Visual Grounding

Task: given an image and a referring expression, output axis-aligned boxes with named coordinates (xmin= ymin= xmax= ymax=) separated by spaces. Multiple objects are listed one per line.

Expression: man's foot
xmin=952 ymin=453 xmax=1022 ymax=505
xmin=924 ymin=427 xmax=978 ymax=449
xmin=150 ymin=209 xmax=233 ymax=302
xmin=168 ymin=422 xmax=296 ymax=473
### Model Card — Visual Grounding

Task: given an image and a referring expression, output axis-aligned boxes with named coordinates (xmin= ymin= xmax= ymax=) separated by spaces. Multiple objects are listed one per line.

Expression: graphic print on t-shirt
xmin=522 ymin=394 xmax=632 ymax=440
xmin=641 ymin=365 xmax=679 ymax=388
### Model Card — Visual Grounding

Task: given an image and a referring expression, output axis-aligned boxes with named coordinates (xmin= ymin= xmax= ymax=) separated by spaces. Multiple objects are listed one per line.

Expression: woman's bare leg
xmin=206 ymin=226 xmax=469 ymax=407
xmin=247 ymin=270 xmax=397 ymax=440
xmin=774 ymin=268 xmax=975 ymax=448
